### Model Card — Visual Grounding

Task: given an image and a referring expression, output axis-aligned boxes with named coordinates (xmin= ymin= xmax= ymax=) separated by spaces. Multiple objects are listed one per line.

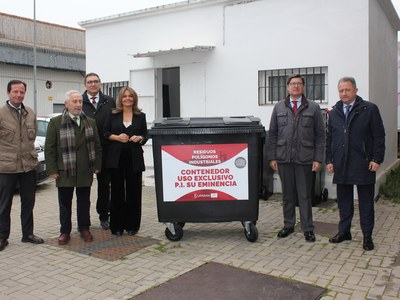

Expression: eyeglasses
xmin=86 ymin=80 xmax=100 ymax=85
xmin=289 ymin=82 xmax=303 ymax=86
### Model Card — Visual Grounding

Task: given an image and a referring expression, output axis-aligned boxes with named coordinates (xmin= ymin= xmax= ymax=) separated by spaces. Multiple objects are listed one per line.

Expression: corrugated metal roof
xmin=0 ymin=13 xmax=85 ymax=52
xmin=0 ymin=13 xmax=85 ymax=71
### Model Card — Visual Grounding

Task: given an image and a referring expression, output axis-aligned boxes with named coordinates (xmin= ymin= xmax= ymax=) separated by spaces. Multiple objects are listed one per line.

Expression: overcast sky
xmin=0 ymin=0 xmax=400 ymax=29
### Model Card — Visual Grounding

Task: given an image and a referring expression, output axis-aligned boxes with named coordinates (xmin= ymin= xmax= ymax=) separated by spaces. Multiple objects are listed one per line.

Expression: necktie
xmin=91 ymin=97 xmax=97 ymax=105
xmin=16 ymin=108 xmax=21 ymax=119
xmin=345 ymin=104 xmax=352 ymax=120
xmin=73 ymin=116 xmax=79 ymax=126
xmin=292 ymin=101 xmax=298 ymax=115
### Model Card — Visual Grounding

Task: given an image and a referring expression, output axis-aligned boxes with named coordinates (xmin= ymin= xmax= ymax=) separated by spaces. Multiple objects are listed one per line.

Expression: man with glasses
xmin=268 ymin=74 xmax=325 ymax=242
xmin=82 ymin=73 xmax=115 ymax=230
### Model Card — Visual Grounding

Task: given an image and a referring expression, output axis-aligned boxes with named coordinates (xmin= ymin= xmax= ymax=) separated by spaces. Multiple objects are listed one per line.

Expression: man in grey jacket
xmin=0 ymin=80 xmax=44 ymax=251
xmin=268 ymin=74 xmax=325 ymax=242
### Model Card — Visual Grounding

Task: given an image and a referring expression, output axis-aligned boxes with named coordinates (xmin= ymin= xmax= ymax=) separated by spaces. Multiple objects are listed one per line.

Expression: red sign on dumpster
xmin=161 ymin=143 xmax=249 ymax=202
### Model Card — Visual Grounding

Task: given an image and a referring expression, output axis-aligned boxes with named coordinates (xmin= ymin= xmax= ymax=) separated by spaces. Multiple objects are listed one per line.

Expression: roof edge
xmin=377 ymin=0 xmax=400 ymax=30
xmin=132 ymin=45 xmax=215 ymax=58
xmin=79 ymin=0 xmax=233 ymax=28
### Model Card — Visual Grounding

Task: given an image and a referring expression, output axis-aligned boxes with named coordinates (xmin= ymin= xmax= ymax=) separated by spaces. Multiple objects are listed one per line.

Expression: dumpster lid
xmin=153 ymin=117 xmax=191 ymax=126
xmin=152 ymin=116 xmax=261 ymax=128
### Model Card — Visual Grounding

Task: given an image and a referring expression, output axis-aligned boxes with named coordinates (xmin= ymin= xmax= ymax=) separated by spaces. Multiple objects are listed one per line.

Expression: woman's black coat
xmin=103 ymin=111 xmax=148 ymax=171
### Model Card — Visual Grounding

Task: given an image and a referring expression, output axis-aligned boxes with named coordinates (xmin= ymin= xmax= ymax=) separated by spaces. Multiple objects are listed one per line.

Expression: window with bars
xmin=101 ymin=81 xmax=129 ymax=99
xmin=258 ymin=66 xmax=328 ymax=105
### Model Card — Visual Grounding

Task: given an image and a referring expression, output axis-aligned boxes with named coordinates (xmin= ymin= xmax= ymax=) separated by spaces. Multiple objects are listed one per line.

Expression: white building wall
xmin=369 ymin=0 xmax=400 ymax=187
xmin=205 ymin=0 xmax=370 ymax=123
xmin=84 ymin=0 xmax=371 ymax=124
xmin=83 ymin=0 xmax=399 ymax=196
xmin=85 ymin=3 xmax=221 ymax=83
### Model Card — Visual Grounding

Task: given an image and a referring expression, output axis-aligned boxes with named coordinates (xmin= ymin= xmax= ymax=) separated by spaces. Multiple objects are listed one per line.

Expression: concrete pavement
xmin=1 ymin=178 xmax=400 ymax=299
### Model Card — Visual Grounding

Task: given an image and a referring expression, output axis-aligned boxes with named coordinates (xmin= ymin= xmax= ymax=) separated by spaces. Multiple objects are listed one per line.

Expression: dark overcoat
xmin=82 ymin=91 xmax=115 ymax=147
xmin=326 ymin=96 xmax=385 ymax=185
xmin=44 ymin=115 xmax=102 ymax=187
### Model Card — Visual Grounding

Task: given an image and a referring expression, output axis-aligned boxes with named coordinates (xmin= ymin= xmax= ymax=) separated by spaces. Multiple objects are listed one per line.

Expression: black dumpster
xmin=149 ymin=116 xmax=265 ymax=242
xmin=259 ymin=131 xmax=274 ymax=200
xmin=312 ymin=108 xmax=329 ymax=206
xmin=312 ymin=169 xmax=328 ymax=206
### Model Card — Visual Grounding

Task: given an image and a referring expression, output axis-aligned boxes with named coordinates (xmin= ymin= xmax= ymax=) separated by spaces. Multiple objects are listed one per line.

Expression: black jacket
xmin=326 ymin=96 xmax=385 ymax=185
xmin=103 ymin=111 xmax=148 ymax=171
xmin=82 ymin=91 xmax=115 ymax=147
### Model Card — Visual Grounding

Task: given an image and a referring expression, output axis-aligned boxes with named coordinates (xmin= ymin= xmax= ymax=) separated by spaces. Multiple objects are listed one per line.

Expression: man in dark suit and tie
xmin=82 ymin=73 xmax=115 ymax=230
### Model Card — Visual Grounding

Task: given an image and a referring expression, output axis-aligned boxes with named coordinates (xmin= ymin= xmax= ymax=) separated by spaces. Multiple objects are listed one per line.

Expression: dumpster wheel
xmin=177 ymin=222 xmax=186 ymax=229
xmin=241 ymin=221 xmax=257 ymax=227
xmin=165 ymin=223 xmax=184 ymax=241
xmin=243 ymin=222 xmax=258 ymax=242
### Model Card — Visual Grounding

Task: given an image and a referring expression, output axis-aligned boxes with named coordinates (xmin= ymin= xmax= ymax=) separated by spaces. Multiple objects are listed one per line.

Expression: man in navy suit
xmin=326 ymin=76 xmax=385 ymax=251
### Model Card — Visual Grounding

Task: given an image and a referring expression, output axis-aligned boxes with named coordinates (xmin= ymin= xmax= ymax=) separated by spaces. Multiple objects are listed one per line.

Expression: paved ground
xmin=1 ymin=179 xmax=400 ymax=300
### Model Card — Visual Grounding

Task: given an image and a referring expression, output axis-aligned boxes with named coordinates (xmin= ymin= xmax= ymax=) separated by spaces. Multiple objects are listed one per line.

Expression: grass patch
xmin=379 ymin=166 xmax=400 ymax=203
xmin=154 ymin=242 xmax=166 ymax=252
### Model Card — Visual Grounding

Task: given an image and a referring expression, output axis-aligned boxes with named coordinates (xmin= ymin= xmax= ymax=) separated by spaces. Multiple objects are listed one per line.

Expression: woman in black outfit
xmin=103 ymin=87 xmax=147 ymax=236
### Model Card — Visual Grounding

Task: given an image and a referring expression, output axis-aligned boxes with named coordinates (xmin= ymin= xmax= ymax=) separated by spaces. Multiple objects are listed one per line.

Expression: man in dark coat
xmin=326 ymin=76 xmax=385 ymax=251
xmin=82 ymin=73 xmax=115 ymax=230
xmin=45 ymin=90 xmax=102 ymax=245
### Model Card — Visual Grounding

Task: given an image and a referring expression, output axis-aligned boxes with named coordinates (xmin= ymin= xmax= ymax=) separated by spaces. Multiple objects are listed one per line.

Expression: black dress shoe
xmin=21 ymin=234 xmax=44 ymax=244
xmin=277 ymin=227 xmax=294 ymax=238
xmin=329 ymin=232 xmax=352 ymax=243
xmin=363 ymin=236 xmax=374 ymax=251
xmin=100 ymin=220 xmax=110 ymax=230
xmin=0 ymin=238 xmax=8 ymax=251
xmin=112 ymin=231 xmax=123 ymax=236
xmin=304 ymin=231 xmax=316 ymax=242
xmin=127 ymin=230 xmax=138 ymax=236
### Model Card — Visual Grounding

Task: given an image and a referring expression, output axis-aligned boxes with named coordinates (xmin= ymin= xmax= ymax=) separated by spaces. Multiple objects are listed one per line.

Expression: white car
xmin=36 ymin=113 xmax=60 ymax=148
xmin=35 ymin=113 xmax=60 ymax=183
xmin=35 ymin=140 xmax=48 ymax=184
